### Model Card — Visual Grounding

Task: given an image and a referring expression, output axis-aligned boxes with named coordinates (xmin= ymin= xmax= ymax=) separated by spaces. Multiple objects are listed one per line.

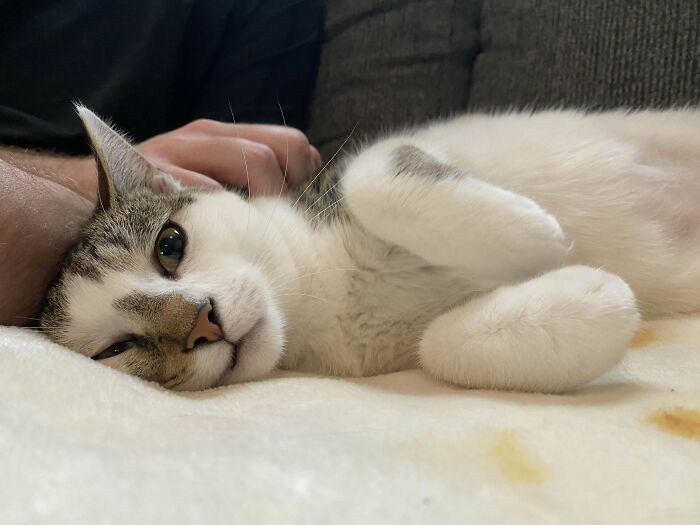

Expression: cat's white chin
xmin=215 ymin=307 xmax=285 ymax=387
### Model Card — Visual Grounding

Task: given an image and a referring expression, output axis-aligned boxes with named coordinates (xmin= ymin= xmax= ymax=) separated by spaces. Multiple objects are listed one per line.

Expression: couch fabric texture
xmin=307 ymin=0 xmax=700 ymax=157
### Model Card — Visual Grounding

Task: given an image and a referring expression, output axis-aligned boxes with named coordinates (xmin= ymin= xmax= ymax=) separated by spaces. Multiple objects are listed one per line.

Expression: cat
xmin=40 ymin=106 xmax=700 ymax=393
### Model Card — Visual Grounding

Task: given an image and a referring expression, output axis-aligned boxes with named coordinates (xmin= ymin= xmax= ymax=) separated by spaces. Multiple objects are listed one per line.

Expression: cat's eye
xmin=93 ymin=340 xmax=137 ymax=360
xmin=156 ymin=225 xmax=185 ymax=275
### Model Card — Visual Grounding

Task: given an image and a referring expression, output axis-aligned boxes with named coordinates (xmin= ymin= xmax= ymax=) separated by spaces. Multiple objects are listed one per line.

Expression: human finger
xmin=184 ymin=120 xmax=316 ymax=186
xmin=160 ymin=165 xmax=222 ymax=189
xmin=167 ymin=136 xmax=285 ymax=194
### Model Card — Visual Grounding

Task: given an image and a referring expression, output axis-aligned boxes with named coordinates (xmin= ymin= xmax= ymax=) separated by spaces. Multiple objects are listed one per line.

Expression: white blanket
xmin=1 ymin=318 xmax=699 ymax=525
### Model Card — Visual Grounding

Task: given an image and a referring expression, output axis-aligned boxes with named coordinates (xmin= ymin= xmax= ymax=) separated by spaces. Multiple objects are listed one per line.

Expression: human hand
xmin=136 ymin=119 xmax=322 ymax=196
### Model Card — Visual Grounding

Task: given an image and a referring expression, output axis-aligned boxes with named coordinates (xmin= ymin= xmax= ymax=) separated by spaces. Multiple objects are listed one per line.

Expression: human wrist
xmin=0 ymin=159 xmax=93 ymax=325
xmin=55 ymin=156 xmax=97 ymax=201
xmin=0 ymin=147 xmax=97 ymax=202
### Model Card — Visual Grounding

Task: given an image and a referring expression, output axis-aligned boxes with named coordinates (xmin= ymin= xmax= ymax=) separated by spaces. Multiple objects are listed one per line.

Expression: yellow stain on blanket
xmin=648 ymin=407 xmax=700 ymax=442
xmin=628 ymin=326 xmax=657 ymax=349
xmin=486 ymin=431 xmax=549 ymax=484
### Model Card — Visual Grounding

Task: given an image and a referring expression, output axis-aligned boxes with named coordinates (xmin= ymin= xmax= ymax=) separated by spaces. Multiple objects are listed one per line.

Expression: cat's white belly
xmin=420 ymin=110 xmax=700 ymax=317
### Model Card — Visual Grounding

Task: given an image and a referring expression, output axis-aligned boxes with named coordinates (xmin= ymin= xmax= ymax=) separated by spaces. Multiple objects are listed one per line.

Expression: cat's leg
xmin=419 ymin=265 xmax=639 ymax=393
xmin=342 ymin=141 xmax=569 ymax=284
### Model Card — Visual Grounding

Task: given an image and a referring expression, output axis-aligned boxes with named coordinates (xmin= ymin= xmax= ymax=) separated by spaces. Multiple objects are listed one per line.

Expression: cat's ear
xmin=76 ymin=105 xmax=181 ymax=211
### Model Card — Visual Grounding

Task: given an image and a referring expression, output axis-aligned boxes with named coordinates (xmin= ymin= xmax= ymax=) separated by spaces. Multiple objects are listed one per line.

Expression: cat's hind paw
xmin=419 ymin=266 xmax=640 ymax=393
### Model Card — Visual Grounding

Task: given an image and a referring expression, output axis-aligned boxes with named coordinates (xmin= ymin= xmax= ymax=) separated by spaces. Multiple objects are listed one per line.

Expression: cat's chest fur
xmin=275 ymin=215 xmax=469 ymax=376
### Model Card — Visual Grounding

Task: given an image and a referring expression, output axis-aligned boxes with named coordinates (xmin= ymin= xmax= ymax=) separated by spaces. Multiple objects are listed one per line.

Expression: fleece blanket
xmin=0 ymin=317 xmax=698 ymax=525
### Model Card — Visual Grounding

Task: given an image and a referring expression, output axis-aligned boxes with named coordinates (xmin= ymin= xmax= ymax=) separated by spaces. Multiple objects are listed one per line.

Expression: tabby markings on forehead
xmin=63 ymin=192 xmax=196 ymax=280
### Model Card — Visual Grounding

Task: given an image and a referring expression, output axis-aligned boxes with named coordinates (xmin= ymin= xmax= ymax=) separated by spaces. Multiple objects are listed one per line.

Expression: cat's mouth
xmin=213 ymin=318 xmax=263 ymax=386
xmin=229 ymin=342 xmax=239 ymax=369
xmin=227 ymin=318 xmax=261 ymax=367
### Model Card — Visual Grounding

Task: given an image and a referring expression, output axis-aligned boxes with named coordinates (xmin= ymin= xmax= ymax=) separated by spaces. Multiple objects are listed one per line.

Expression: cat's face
xmin=41 ymin=108 xmax=288 ymax=390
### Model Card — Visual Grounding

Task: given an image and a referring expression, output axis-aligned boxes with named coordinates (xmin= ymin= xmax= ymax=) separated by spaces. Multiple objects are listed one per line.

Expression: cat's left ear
xmin=76 ymin=105 xmax=181 ymax=211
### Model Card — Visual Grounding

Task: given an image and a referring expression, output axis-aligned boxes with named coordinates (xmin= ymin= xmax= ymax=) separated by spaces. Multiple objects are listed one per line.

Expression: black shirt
xmin=0 ymin=0 xmax=323 ymax=154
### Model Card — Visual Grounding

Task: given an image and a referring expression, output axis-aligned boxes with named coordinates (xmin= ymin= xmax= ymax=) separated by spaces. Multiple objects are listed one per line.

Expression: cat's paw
xmin=342 ymin=140 xmax=569 ymax=282
xmin=419 ymin=266 xmax=640 ymax=393
xmin=485 ymin=192 xmax=570 ymax=281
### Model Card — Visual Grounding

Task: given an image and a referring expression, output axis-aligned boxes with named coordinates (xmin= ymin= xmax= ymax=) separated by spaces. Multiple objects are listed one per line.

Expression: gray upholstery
xmin=307 ymin=0 xmax=700 ymax=159
xmin=306 ymin=0 xmax=480 ymax=158
xmin=469 ymin=0 xmax=700 ymax=111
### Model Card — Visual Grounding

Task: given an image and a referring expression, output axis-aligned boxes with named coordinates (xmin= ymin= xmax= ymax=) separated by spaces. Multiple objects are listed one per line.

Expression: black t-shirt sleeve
xmin=190 ymin=0 xmax=323 ymax=130
xmin=0 ymin=1 xmax=194 ymax=153
xmin=0 ymin=0 xmax=323 ymax=155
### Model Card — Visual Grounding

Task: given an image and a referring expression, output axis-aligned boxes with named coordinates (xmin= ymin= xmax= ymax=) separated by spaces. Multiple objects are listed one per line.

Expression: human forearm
xmin=0 ymin=147 xmax=97 ymax=201
xmin=0 ymin=158 xmax=92 ymax=326
xmin=2 ymin=115 xmax=323 ymax=199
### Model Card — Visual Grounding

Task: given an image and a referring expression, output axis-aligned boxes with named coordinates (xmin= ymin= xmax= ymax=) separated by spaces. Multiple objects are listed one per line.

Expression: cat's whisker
xmin=228 ymin=99 xmax=251 ymax=234
xmin=11 ymin=316 xmax=42 ymax=322
xmin=273 ymin=266 xmax=360 ymax=281
xmin=262 ymin=255 xmax=359 ymax=284
xmin=302 ymin=175 xmax=343 ymax=216
xmin=309 ymin=196 xmax=345 ymax=224
xmin=269 ymin=259 xmax=445 ymax=301
xmin=291 ymin=122 xmax=358 ymax=210
xmin=261 ymin=99 xmax=291 ymax=241
xmin=276 ymin=292 xmax=339 ymax=307
xmin=268 ymin=267 xmax=361 ymax=291
xmin=320 ymin=198 xmax=344 ymax=223
xmin=249 ymin=247 xmax=278 ymax=276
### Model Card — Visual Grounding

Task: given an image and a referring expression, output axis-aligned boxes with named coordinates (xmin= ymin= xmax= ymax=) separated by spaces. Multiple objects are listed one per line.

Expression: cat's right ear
xmin=76 ymin=105 xmax=181 ymax=212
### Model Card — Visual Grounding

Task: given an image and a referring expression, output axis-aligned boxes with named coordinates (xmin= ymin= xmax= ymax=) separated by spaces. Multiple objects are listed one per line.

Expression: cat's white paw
xmin=419 ymin=266 xmax=640 ymax=393
xmin=343 ymin=141 xmax=570 ymax=283
xmin=485 ymin=192 xmax=570 ymax=281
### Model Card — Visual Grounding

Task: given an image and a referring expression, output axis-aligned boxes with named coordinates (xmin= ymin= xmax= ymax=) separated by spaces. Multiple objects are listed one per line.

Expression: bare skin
xmin=0 ymin=119 xmax=321 ymax=326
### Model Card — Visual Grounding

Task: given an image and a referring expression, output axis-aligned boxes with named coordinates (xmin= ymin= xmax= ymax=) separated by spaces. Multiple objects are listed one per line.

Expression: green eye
xmin=156 ymin=226 xmax=185 ymax=274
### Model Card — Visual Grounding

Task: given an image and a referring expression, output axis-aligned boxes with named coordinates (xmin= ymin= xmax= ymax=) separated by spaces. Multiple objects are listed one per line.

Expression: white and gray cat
xmin=41 ymin=106 xmax=700 ymax=392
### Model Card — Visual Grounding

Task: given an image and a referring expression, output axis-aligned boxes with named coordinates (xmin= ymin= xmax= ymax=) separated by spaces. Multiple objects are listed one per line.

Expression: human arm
xmin=0 ymin=158 xmax=92 ymax=325
xmin=1 ymin=118 xmax=321 ymax=201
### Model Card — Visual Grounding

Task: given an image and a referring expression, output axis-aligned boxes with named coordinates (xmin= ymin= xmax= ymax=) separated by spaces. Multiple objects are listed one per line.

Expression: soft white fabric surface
xmin=0 ymin=317 xmax=699 ymax=525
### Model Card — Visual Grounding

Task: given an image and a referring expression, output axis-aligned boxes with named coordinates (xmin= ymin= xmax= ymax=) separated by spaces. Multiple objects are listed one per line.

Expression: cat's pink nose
xmin=185 ymin=300 xmax=223 ymax=350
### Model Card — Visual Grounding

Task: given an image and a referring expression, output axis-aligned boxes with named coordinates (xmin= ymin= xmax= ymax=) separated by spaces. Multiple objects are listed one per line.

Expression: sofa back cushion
xmin=306 ymin=0 xmax=480 ymax=158
xmin=469 ymin=0 xmax=700 ymax=111
xmin=307 ymin=1 xmax=700 ymax=159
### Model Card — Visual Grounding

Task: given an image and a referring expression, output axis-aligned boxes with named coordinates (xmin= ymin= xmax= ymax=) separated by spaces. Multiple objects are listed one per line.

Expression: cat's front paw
xmin=495 ymin=195 xmax=570 ymax=280
xmin=342 ymin=140 xmax=569 ymax=282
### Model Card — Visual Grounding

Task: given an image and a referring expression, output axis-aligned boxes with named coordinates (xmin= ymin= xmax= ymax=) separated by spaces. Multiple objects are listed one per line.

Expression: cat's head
xmin=40 ymin=107 xmax=291 ymax=390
